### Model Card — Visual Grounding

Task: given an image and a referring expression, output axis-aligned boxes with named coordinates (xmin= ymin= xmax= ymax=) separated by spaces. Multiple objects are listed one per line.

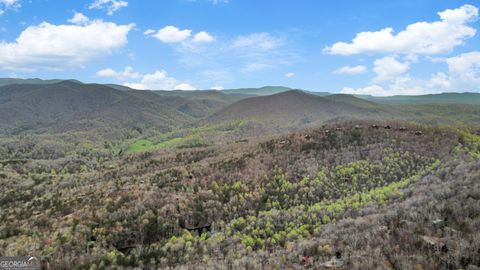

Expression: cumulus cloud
xmin=444 ymin=51 xmax=480 ymax=90
xmin=341 ymin=51 xmax=480 ymax=96
xmin=68 ymin=12 xmax=89 ymax=25
xmin=0 ymin=14 xmax=134 ymax=71
xmin=333 ymin=65 xmax=368 ymax=75
xmin=152 ymin=26 xmax=192 ymax=43
xmin=146 ymin=26 xmax=214 ymax=45
xmin=445 ymin=51 xmax=480 ymax=75
xmin=285 ymin=72 xmax=295 ymax=78
xmin=372 ymin=57 xmax=409 ymax=83
xmin=342 ymin=85 xmax=389 ymax=96
xmin=325 ymin=4 xmax=478 ymax=55
xmin=342 ymin=76 xmax=441 ymax=96
xmin=123 ymin=69 xmax=196 ymax=91
xmin=96 ymin=66 xmax=141 ymax=80
xmin=192 ymin=31 xmax=215 ymax=43
xmin=175 ymin=83 xmax=196 ymax=90
xmin=89 ymin=0 xmax=128 ymax=15
xmin=210 ymin=86 xmax=224 ymax=90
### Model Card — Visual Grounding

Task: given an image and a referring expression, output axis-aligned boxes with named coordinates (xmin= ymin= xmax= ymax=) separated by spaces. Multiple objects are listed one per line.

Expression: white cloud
xmin=143 ymin=29 xmax=155 ymax=35
xmin=341 ymin=51 xmax=480 ymax=96
xmin=0 ymin=0 xmax=20 ymax=15
xmin=210 ymin=86 xmax=224 ymax=90
xmin=232 ymin=32 xmax=282 ymax=51
xmin=429 ymin=72 xmax=452 ymax=90
xmin=89 ymin=0 xmax=128 ymax=15
xmin=325 ymin=4 xmax=478 ymax=55
xmin=333 ymin=65 xmax=368 ymax=75
xmin=342 ymin=85 xmax=389 ymax=96
xmin=152 ymin=26 xmax=192 ymax=43
xmin=96 ymin=68 xmax=117 ymax=77
xmin=372 ymin=57 xmax=409 ymax=82
xmin=285 ymin=72 xmax=295 ymax=78
xmin=445 ymin=51 xmax=480 ymax=75
xmin=444 ymin=51 xmax=480 ymax=90
xmin=68 ymin=12 xmax=89 ymax=25
xmin=192 ymin=31 xmax=215 ymax=43
xmin=96 ymin=66 xmax=141 ymax=80
xmin=175 ymin=83 xmax=196 ymax=90
xmin=124 ymin=70 xmax=196 ymax=91
xmin=342 ymin=76 xmax=438 ymax=96
xmin=0 ymin=16 xmax=134 ymax=71
xmin=1 ymin=0 xmax=20 ymax=8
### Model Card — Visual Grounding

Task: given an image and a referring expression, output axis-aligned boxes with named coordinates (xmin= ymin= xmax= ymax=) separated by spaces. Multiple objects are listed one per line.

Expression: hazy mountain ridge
xmin=359 ymin=92 xmax=480 ymax=105
xmin=0 ymin=81 xmax=195 ymax=134
xmin=208 ymin=90 xmax=384 ymax=125
xmin=1 ymin=78 xmax=479 ymax=136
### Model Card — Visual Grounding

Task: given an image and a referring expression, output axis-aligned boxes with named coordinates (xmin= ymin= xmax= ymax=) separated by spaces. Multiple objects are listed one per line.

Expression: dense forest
xmin=0 ymin=81 xmax=479 ymax=269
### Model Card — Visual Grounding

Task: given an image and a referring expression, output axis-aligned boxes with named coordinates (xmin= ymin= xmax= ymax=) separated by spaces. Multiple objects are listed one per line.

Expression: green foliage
xmin=0 ymin=122 xmax=471 ymax=269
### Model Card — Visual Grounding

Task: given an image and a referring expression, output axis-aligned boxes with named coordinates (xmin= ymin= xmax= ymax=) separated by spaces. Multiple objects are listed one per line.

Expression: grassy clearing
xmin=126 ymin=121 xmax=246 ymax=153
xmin=127 ymin=139 xmax=158 ymax=153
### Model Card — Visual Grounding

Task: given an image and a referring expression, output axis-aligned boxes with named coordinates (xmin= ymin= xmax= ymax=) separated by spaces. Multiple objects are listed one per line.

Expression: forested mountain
xmin=0 ymin=78 xmax=479 ymax=269
xmin=0 ymin=78 xmax=71 ymax=87
xmin=221 ymin=86 xmax=293 ymax=96
xmin=0 ymin=81 xmax=232 ymax=135
xmin=208 ymin=90 xmax=385 ymax=125
xmin=1 ymin=79 xmax=480 ymax=136
xmin=1 ymin=121 xmax=478 ymax=269
xmin=362 ymin=92 xmax=480 ymax=105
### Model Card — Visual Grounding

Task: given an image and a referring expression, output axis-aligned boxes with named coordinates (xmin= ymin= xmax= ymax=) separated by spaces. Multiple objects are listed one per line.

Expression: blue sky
xmin=0 ymin=0 xmax=479 ymax=95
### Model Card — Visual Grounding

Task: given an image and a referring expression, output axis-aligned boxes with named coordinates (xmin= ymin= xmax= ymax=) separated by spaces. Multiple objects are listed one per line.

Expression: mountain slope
xmin=208 ymin=90 xmax=383 ymax=125
xmin=221 ymin=86 xmax=292 ymax=96
xmin=324 ymin=93 xmax=380 ymax=108
xmin=0 ymin=78 xmax=82 ymax=87
xmin=0 ymin=81 xmax=199 ymax=134
xmin=153 ymin=89 xmax=249 ymax=104
xmin=360 ymin=92 xmax=480 ymax=105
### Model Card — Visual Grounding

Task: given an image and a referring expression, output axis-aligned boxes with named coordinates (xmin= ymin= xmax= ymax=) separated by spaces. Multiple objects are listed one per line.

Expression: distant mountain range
xmin=0 ymin=78 xmax=479 ymax=135
xmin=0 ymin=78 xmax=81 ymax=87
xmin=360 ymin=92 xmax=480 ymax=105
xmin=0 ymin=81 xmax=210 ymax=134
xmin=208 ymin=90 xmax=383 ymax=124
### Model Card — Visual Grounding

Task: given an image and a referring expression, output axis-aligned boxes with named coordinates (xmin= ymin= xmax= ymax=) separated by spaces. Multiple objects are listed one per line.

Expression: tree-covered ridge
xmin=1 ymin=123 xmax=478 ymax=269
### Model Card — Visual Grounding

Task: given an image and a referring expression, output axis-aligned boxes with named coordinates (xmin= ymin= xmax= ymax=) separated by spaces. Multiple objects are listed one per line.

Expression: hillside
xmin=153 ymin=89 xmax=249 ymax=104
xmin=0 ymin=81 xmax=214 ymax=134
xmin=361 ymin=92 xmax=480 ymax=105
xmin=324 ymin=93 xmax=379 ymax=108
xmin=208 ymin=90 xmax=384 ymax=125
xmin=0 ymin=78 xmax=75 ymax=87
xmin=1 ymin=121 xmax=478 ymax=269
xmin=221 ymin=86 xmax=293 ymax=96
